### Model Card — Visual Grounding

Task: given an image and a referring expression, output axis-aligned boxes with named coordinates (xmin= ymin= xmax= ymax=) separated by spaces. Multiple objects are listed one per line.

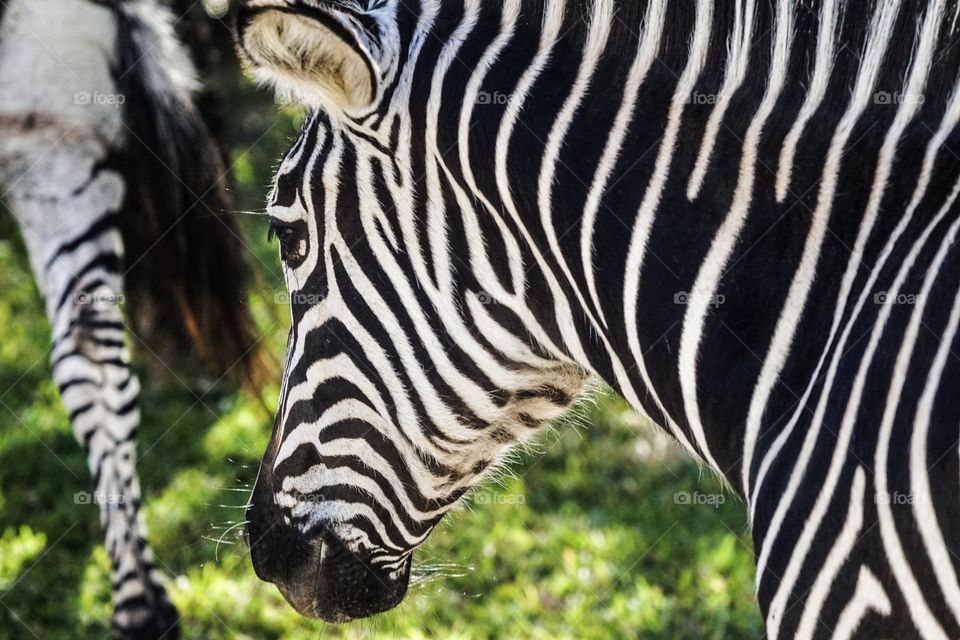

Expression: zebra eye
xmin=268 ymin=219 xmax=308 ymax=265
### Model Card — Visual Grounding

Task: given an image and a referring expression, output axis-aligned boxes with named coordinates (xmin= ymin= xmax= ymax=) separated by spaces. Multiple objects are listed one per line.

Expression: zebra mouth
xmin=246 ymin=457 xmax=412 ymax=621
xmin=269 ymin=533 xmax=412 ymax=622
xmin=251 ymin=526 xmax=412 ymax=622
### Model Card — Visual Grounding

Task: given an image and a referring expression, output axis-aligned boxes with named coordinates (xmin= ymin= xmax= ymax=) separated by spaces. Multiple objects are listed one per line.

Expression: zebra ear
xmin=238 ymin=0 xmax=385 ymax=113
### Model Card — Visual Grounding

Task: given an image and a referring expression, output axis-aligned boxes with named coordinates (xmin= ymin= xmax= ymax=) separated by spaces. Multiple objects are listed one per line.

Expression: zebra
xmin=238 ymin=0 xmax=960 ymax=637
xmin=0 ymin=0 xmax=260 ymax=638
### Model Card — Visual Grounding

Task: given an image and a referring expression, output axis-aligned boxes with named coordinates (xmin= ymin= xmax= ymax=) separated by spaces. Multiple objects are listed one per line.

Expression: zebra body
xmin=238 ymin=0 xmax=960 ymax=638
xmin=1 ymin=1 xmax=257 ymax=638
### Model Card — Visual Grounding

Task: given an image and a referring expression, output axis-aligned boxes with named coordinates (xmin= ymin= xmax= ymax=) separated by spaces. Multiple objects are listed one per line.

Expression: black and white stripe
xmin=241 ymin=1 xmax=960 ymax=637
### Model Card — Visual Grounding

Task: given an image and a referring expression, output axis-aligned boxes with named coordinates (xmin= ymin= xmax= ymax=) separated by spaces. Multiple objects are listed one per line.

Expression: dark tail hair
xmin=113 ymin=0 xmax=267 ymax=389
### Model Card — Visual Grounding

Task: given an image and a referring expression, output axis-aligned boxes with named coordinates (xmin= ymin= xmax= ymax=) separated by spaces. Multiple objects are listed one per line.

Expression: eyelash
xmin=268 ymin=219 xmax=307 ymax=264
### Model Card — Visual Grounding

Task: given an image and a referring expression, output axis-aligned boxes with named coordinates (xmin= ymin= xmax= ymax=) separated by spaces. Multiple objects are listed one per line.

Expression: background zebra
xmin=0 ymin=0 xmax=261 ymax=638
xmin=238 ymin=0 xmax=960 ymax=638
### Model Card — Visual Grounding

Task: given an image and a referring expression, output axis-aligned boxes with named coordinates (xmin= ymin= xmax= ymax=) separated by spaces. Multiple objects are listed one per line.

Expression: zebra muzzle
xmin=247 ymin=455 xmax=411 ymax=622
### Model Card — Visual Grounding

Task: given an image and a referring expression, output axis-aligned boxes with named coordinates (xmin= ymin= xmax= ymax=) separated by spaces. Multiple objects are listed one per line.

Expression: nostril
xmin=246 ymin=498 xmax=300 ymax=585
xmin=274 ymin=538 xmax=326 ymax=619
xmin=250 ymin=514 xmax=412 ymax=622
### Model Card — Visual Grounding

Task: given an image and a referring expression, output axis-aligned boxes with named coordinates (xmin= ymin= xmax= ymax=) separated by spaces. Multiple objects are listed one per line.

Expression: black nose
xmin=246 ymin=468 xmax=410 ymax=622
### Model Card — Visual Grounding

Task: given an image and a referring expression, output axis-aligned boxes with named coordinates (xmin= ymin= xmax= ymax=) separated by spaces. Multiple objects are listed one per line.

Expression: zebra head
xmin=238 ymin=0 xmax=590 ymax=622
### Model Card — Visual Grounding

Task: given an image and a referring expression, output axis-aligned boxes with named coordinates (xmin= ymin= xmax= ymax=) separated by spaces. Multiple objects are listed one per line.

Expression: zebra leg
xmin=51 ymin=259 xmax=180 ymax=640
xmin=0 ymin=1 xmax=184 ymax=636
xmin=2 ymin=150 xmax=180 ymax=640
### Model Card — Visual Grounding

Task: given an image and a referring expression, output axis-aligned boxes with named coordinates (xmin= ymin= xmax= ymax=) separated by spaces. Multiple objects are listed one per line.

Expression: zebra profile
xmin=238 ymin=0 xmax=960 ymax=638
xmin=0 ymin=1 xmax=260 ymax=638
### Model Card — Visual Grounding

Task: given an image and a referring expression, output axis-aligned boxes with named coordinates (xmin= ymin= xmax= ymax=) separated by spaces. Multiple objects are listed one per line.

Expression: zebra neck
xmin=377 ymin=1 xmax=960 ymax=494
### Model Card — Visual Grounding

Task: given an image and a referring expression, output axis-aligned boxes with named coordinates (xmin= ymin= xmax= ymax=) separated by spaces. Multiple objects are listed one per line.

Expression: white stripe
xmin=774 ymin=0 xmax=840 ymax=203
xmin=389 ymin=1 xmax=558 ymax=387
xmin=282 ymin=353 xmax=448 ymax=493
xmin=276 ymin=126 xmax=342 ymax=444
xmin=873 ymin=213 xmax=960 ymax=640
xmin=355 ymin=147 xmax=399 ymax=251
xmin=302 ymin=499 xmax=407 ymax=552
xmin=750 ymin=59 xmax=960 ymax=518
xmin=794 ymin=466 xmax=866 ymax=640
xmin=279 ymin=462 xmax=437 ymax=544
xmin=456 ymin=0 xmax=526 ymax=300
xmin=581 ymin=0 xmax=667 ymax=328
xmin=282 ymin=296 xmax=456 ymax=467
xmin=867 ymin=184 xmax=960 ymax=640
xmin=686 ymin=0 xmax=756 ymax=200
xmin=747 ymin=0 xmax=903 ymax=518
xmin=335 ymin=235 xmax=502 ymax=434
xmin=622 ymin=0 xmax=714 ymax=459
xmin=679 ymin=0 xmax=792 ymax=475
xmin=493 ymin=0 xmax=595 ymax=368
xmin=538 ymin=0 xmax=613 ymax=328
xmin=764 ymin=8 xmax=947 ymax=635
xmin=911 ymin=278 xmax=960 ymax=626
xmin=276 ymin=399 xmax=448 ymax=520
xmin=833 ymin=567 xmax=892 ymax=640
xmin=465 ymin=292 xmax=564 ymax=369
xmin=424 ymin=0 xmax=480 ymax=300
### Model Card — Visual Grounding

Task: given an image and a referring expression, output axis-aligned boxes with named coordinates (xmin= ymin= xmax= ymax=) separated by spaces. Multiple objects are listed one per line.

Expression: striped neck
xmin=357 ymin=0 xmax=960 ymax=495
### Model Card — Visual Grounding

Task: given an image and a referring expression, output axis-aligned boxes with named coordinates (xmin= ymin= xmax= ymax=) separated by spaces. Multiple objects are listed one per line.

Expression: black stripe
xmin=45 ymin=212 xmax=121 ymax=270
xmin=58 ymin=377 xmax=100 ymax=394
xmin=54 ymin=252 xmax=123 ymax=311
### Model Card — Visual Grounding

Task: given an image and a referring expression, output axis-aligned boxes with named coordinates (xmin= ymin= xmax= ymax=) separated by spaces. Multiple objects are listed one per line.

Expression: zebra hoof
xmin=111 ymin=598 xmax=180 ymax=640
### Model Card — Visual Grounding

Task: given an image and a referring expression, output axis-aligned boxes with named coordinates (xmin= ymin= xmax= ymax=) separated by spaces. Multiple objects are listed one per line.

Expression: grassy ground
xmin=0 ymin=70 xmax=764 ymax=639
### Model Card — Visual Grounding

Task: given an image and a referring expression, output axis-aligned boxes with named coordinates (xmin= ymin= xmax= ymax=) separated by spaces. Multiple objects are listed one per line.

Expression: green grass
xmin=0 ymin=72 xmax=763 ymax=639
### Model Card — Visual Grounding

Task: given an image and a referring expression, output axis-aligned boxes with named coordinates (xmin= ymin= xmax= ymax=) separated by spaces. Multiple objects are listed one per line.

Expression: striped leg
xmin=3 ymin=140 xmax=179 ymax=639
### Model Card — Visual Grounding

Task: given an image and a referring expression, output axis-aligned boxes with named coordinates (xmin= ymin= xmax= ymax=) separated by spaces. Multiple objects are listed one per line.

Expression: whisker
xmin=212 ymin=520 xmax=250 ymax=563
